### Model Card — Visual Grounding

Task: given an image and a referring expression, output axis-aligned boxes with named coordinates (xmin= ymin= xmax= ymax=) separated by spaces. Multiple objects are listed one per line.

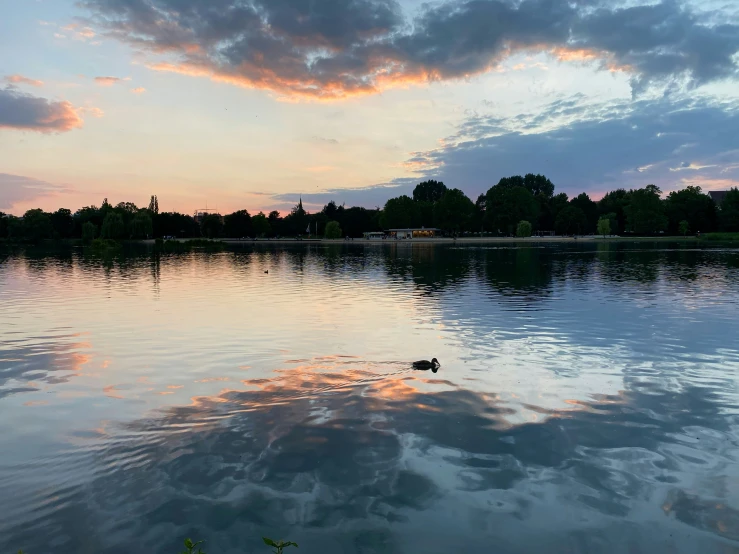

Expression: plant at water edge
xmin=597 ymin=216 xmax=611 ymax=238
xmin=515 ymin=220 xmax=532 ymax=238
xmin=179 ymin=538 xmax=206 ymax=554
xmin=263 ymin=537 xmax=299 ymax=554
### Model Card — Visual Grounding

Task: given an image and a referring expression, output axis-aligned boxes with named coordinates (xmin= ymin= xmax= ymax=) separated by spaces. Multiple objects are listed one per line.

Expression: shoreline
xmin=140 ymin=235 xmax=700 ymax=246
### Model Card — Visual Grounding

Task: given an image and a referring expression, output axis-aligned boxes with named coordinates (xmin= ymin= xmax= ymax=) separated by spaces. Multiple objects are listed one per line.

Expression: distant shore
xmin=138 ymin=235 xmax=701 ymax=246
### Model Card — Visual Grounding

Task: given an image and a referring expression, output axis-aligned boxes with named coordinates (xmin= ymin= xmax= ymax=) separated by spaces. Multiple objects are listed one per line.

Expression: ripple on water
xmin=1 ymin=244 xmax=739 ymax=553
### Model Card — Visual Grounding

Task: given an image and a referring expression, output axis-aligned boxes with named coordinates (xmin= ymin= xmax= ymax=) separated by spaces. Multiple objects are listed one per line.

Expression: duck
xmin=412 ymin=358 xmax=440 ymax=372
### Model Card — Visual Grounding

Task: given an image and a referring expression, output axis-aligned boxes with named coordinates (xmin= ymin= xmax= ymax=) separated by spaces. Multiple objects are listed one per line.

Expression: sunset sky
xmin=1 ymin=0 xmax=738 ymax=215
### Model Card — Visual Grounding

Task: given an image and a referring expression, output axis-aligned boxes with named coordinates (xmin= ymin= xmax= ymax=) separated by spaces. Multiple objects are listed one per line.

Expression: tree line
xmin=381 ymin=177 xmax=739 ymax=237
xmin=2 ymin=178 xmax=739 ymax=243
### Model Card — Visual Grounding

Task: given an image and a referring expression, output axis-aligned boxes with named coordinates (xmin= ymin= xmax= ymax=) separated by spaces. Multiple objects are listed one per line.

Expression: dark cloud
xmin=269 ymin=94 xmax=739 ymax=207
xmin=81 ymin=0 xmax=739 ymax=99
xmin=0 ymin=86 xmax=83 ymax=132
xmin=0 ymin=174 xmax=69 ymax=211
xmin=402 ymin=94 xmax=739 ymax=198
xmin=270 ymin=179 xmax=417 ymax=210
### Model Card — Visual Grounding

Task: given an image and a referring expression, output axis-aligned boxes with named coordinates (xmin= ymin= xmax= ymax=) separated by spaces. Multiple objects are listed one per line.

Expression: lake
xmin=1 ymin=242 xmax=738 ymax=554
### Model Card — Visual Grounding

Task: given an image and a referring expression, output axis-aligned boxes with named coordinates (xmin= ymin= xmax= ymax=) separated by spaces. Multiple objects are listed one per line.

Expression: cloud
xmin=4 ymin=75 xmax=44 ymax=87
xmin=79 ymin=0 xmax=739 ymax=100
xmin=62 ymin=23 xmax=96 ymax=40
xmin=270 ymin=93 xmax=739 ymax=208
xmin=403 ymin=93 xmax=739 ymax=198
xmin=270 ymin=180 xmax=417 ymax=210
xmin=0 ymin=174 xmax=68 ymax=210
xmin=81 ymin=106 xmax=104 ymax=118
xmin=311 ymin=136 xmax=339 ymax=145
xmin=0 ymin=86 xmax=83 ymax=132
xmin=93 ymin=76 xmax=129 ymax=86
xmin=130 ymin=87 xmax=146 ymax=94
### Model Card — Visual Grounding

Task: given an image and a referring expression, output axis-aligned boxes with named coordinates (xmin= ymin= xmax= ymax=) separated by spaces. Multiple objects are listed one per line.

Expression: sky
xmin=1 ymin=0 xmax=739 ymax=215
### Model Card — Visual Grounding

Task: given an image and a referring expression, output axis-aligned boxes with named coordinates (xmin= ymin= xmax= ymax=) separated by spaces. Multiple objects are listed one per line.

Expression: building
xmin=389 ymin=228 xmax=439 ymax=239
xmin=363 ymin=231 xmax=386 ymax=240
xmin=709 ymin=191 xmax=729 ymax=204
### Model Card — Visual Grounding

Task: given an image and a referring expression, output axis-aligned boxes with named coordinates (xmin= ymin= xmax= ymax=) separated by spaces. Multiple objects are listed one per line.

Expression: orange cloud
xmin=550 ymin=47 xmax=631 ymax=73
xmin=5 ymin=74 xmax=44 ymax=87
xmin=130 ymin=87 xmax=146 ymax=94
xmin=94 ymin=76 xmax=130 ymax=86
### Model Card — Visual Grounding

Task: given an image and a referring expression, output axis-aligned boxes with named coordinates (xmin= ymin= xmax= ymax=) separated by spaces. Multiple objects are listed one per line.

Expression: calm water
xmin=1 ymin=243 xmax=739 ymax=554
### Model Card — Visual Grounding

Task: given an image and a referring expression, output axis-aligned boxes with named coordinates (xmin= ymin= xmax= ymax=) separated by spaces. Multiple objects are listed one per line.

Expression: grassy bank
xmin=153 ymin=238 xmax=227 ymax=252
xmin=699 ymin=232 xmax=739 ymax=241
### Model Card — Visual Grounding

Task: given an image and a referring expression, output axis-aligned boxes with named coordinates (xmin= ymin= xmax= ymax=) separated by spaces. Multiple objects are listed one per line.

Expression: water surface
xmin=1 ymin=243 xmax=738 ymax=553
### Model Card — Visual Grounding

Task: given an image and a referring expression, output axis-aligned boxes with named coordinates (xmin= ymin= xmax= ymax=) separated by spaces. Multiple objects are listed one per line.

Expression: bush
xmin=324 ymin=220 xmax=342 ymax=239
xmin=82 ymin=221 xmax=97 ymax=244
xmin=100 ymin=213 xmax=125 ymax=240
xmin=516 ymin=220 xmax=532 ymax=238
xmin=597 ymin=216 xmax=611 ymax=237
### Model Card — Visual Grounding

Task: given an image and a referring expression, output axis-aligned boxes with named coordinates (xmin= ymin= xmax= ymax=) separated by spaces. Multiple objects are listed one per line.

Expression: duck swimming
xmin=412 ymin=358 xmax=440 ymax=372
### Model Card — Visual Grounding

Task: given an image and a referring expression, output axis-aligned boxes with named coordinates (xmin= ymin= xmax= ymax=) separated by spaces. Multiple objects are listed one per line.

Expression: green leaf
xmin=263 ymin=537 xmax=278 ymax=547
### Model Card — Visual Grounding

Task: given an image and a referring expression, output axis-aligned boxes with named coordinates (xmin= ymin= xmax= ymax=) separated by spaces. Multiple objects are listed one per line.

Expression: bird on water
xmin=412 ymin=358 xmax=440 ymax=372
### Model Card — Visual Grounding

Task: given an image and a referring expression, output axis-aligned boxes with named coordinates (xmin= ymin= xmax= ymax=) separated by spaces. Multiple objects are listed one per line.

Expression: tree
xmin=523 ymin=174 xmax=555 ymax=198
xmin=664 ymin=186 xmax=716 ymax=234
xmin=598 ymin=189 xmax=629 ymax=234
xmin=678 ymin=219 xmax=689 ymax=236
xmin=541 ymin=192 xmax=569 ymax=232
xmin=434 ymin=188 xmax=475 ymax=233
xmin=155 ymin=212 xmax=199 ymax=238
xmin=282 ymin=198 xmax=309 ymax=236
xmin=597 ymin=216 xmax=611 ymax=237
xmin=555 ymin=205 xmax=586 ymax=235
xmin=223 ymin=210 xmax=253 ymax=238
xmin=471 ymin=194 xmax=486 ymax=232
xmin=380 ymin=195 xmax=420 ymax=229
xmin=21 ymin=209 xmax=54 ymax=242
xmin=82 ymin=221 xmax=97 ymax=243
xmin=0 ymin=212 xmax=8 ymax=238
xmin=252 ymin=212 xmax=272 ymax=237
xmin=516 ymin=220 xmax=532 ymax=237
xmin=268 ymin=210 xmax=282 ymax=236
xmin=719 ymin=188 xmax=739 ymax=231
xmin=416 ymin=200 xmax=435 ymax=228
xmin=200 ymin=213 xmax=223 ymax=238
xmin=322 ymin=201 xmax=340 ymax=221
xmin=100 ymin=212 xmax=125 ymax=239
xmin=148 ymin=195 xmax=159 ymax=215
xmin=324 ymin=220 xmax=342 ymax=239
xmin=485 ymin=185 xmax=538 ymax=235
xmin=412 ymin=180 xmax=447 ymax=203
xmin=131 ymin=211 xmax=153 ymax=239
xmin=570 ymin=193 xmax=598 ymax=234
xmin=50 ymin=208 xmax=74 ymax=239
xmin=624 ymin=184 xmax=667 ymax=234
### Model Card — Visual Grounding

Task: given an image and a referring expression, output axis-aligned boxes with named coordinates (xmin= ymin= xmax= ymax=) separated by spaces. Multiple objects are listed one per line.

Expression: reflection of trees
xmin=473 ymin=246 xmax=557 ymax=301
xmin=4 ymin=364 xmax=736 ymax=554
xmin=380 ymin=244 xmax=473 ymax=296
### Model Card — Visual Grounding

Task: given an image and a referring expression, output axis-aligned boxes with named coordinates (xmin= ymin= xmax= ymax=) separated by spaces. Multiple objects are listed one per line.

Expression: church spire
xmin=299 ymin=195 xmax=303 ymax=210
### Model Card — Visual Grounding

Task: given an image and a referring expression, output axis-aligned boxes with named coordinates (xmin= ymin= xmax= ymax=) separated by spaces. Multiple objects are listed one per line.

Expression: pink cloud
xmin=130 ymin=87 xmax=146 ymax=94
xmin=4 ymin=75 xmax=44 ymax=87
